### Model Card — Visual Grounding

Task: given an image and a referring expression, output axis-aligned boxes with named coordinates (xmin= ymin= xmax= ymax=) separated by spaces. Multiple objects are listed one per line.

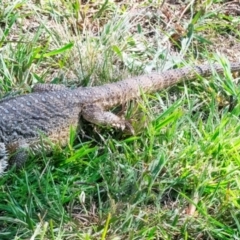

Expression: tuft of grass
xmin=1 ymin=0 xmax=240 ymax=239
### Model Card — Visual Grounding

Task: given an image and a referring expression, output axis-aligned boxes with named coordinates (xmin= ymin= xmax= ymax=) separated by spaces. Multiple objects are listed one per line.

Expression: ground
xmin=0 ymin=0 xmax=240 ymax=239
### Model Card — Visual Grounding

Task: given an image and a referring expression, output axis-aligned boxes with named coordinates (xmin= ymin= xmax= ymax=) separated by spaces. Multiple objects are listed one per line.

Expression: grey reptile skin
xmin=0 ymin=62 xmax=240 ymax=174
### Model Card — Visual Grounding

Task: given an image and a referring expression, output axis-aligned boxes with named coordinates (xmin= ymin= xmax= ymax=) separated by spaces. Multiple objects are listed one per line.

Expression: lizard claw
xmin=124 ymin=121 xmax=135 ymax=135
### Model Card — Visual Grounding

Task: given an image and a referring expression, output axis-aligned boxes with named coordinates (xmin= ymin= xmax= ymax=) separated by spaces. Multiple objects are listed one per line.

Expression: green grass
xmin=0 ymin=0 xmax=240 ymax=239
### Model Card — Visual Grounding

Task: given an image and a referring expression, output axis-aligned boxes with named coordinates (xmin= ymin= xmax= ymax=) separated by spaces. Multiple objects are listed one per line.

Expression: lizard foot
xmin=82 ymin=104 xmax=135 ymax=134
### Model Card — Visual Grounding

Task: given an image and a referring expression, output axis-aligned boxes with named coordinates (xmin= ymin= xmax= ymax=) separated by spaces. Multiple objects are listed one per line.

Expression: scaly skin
xmin=0 ymin=62 xmax=240 ymax=174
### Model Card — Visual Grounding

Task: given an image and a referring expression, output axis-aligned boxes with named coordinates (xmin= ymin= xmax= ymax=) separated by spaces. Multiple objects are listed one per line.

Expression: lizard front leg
xmin=82 ymin=104 xmax=134 ymax=134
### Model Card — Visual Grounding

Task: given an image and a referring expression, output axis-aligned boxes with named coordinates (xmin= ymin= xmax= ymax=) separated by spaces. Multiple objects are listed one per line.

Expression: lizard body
xmin=1 ymin=62 xmax=240 ymax=174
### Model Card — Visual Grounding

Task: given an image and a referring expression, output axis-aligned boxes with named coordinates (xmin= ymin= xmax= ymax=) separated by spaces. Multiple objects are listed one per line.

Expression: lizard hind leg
xmin=0 ymin=143 xmax=8 ymax=175
xmin=9 ymin=148 xmax=29 ymax=168
xmin=7 ymin=140 xmax=30 ymax=170
xmin=82 ymin=104 xmax=135 ymax=134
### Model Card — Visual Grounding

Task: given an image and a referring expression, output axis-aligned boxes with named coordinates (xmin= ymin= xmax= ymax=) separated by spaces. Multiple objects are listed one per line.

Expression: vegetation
xmin=0 ymin=0 xmax=240 ymax=239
